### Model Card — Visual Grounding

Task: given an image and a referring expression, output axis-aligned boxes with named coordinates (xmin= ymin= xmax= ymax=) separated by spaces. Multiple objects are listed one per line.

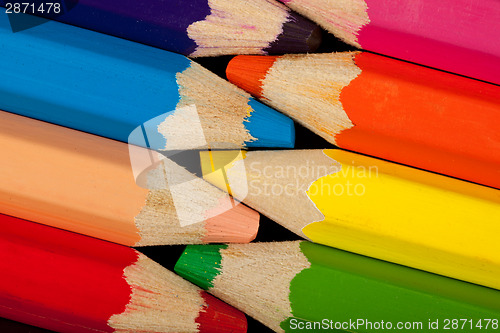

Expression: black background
xmin=1 ymin=32 xmax=354 ymax=333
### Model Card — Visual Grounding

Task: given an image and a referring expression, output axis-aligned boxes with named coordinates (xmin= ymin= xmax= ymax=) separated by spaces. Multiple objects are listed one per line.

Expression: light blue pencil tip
xmin=244 ymin=99 xmax=295 ymax=148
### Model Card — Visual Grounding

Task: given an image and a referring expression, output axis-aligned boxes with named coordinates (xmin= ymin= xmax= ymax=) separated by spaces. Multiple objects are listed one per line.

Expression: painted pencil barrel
xmin=0 ymin=12 xmax=295 ymax=150
xmin=176 ymin=241 xmax=500 ymax=333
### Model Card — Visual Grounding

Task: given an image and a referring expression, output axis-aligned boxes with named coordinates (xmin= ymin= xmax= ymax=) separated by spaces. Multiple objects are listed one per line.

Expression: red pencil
xmin=0 ymin=214 xmax=247 ymax=333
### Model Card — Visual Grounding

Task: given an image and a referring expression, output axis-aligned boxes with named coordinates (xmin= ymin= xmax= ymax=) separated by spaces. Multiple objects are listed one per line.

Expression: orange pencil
xmin=0 ymin=111 xmax=259 ymax=246
xmin=227 ymin=52 xmax=500 ymax=188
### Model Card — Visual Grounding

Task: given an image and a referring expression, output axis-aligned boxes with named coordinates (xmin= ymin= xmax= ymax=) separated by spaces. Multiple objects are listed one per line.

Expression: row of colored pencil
xmin=1 ymin=214 xmax=247 ymax=332
xmin=2 ymin=0 xmax=498 ymax=84
xmin=1 ymin=1 xmax=499 ymax=332
xmin=2 ymin=107 xmax=499 ymax=286
xmin=4 ymin=208 xmax=500 ymax=332
xmin=1 ymin=11 xmax=498 ymax=187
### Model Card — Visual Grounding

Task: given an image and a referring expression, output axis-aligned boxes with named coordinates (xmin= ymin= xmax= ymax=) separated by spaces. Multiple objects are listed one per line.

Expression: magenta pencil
xmin=278 ymin=0 xmax=500 ymax=85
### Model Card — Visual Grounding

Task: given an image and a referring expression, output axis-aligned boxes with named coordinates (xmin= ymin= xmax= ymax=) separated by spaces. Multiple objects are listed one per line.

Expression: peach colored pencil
xmin=0 ymin=111 xmax=258 ymax=246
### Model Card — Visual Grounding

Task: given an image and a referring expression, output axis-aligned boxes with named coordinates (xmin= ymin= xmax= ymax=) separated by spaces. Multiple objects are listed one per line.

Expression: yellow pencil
xmin=200 ymin=149 xmax=500 ymax=290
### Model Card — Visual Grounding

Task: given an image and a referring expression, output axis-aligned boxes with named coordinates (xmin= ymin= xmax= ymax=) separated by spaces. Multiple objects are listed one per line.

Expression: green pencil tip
xmin=175 ymin=244 xmax=228 ymax=290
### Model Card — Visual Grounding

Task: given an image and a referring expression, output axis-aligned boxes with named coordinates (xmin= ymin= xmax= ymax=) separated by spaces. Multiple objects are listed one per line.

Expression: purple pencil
xmin=1 ymin=0 xmax=322 ymax=56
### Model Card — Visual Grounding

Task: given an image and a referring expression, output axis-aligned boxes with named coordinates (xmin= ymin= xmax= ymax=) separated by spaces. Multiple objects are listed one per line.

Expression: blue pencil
xmin=0 ymin=13 xmax=294 ymax=150
xmin=0 ymin=0 xmax=321 ymax=57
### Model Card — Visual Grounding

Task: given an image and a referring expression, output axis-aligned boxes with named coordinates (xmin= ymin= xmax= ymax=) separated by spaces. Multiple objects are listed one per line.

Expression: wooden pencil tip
xmin=175 ymin=244 xmax=226 ymax=290
xmin=264 ymin=10 xmax=322 ymax=54
xmin=203 ymin=202 xmax=259 ymax=243
xmin=307 ymin=26 xmax=323 ymax=51
xmin=197 ymin=291 xmax=247 ymax=333
xmin=244 ymin=99 xmax=295 ymax=148
xmin=227 ymin=56 xmax=278 ymax=99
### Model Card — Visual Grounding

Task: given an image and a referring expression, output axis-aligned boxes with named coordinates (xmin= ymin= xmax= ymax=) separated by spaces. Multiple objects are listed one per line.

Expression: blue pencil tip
xmin=244 ymin=99 xmax=295 ymax=148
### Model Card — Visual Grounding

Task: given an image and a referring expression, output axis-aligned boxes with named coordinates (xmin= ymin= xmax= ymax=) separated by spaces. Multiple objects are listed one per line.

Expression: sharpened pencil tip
xmin=307 ymin=25 xmax=322 ymax=51
xmin=245 ymin=99 xmax=295 ymax=148
xmin=203 ymin=202 xmax=259 ymax=243
xmin=175 ymin=245 xmax=227 ymax=290
xmin=264 ymin=10 xmax=322 ymax=54
xmin=197 ymin=291 xmax=247 ymax=333
xmin=227 ymin=56 xmax=295 ymax=147
xmin=226 ymin=55 xmax=277 ymax=99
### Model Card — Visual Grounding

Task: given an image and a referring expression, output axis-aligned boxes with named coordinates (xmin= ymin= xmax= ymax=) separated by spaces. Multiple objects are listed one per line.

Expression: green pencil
xmin=175 ymin=241 xmax=500 ymax=333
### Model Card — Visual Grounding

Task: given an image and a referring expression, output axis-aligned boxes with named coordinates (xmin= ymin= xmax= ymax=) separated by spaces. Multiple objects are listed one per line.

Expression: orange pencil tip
xmin=227 ymin=55 xmax=277 ymax=99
